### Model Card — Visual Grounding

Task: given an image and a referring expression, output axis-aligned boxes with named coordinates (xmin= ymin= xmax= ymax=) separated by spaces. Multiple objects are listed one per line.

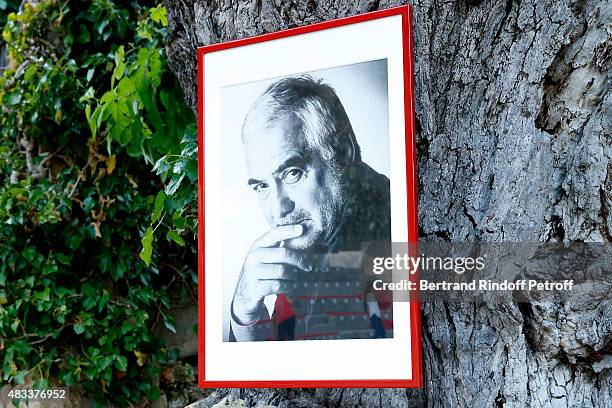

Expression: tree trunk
xmin=164 ymin=0 xmax=611 ymax=406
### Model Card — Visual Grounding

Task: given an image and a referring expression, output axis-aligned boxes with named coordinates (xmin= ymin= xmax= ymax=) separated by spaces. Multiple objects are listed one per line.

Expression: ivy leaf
xmin=5 ymin=93 xmax=21 ymax=106
xmin=56 ymin=253 xmax=72 ymax=265
xmin=166 ymin=229 xmax=185 ymax=246
xmin=10 ymin=318 xmax=20 ymax=333
xmin=115 ymin=355 xmax=128 ymax=372
xmin=164 ymin=174 xmax=184 ymax=196
xmin=150 ymin=5 xmax=167 ymax=27
xmin=163 ymin=314 xmax=176 ymax=334
xmin=62 ymin=371 xmax=75 ymax=386
xmin=21 ymin=247 xmax=36 ymax=263
xmin=42 ymin=263 xmax=58 ymax=275
xmin=172 ymin=212 xmax=186 ymax=229
xmin=184 ymin=160 xmax=198 ymax=183
xmin=74 ymin=323 xmax=85 ymax=335
xmin=112 ymin=45 xmax=125 ymax=88
xmin=82 ymin=284 xmax=97 ymax=310
xmin=33 ymin=378 xmax=50 ymax=390
xmin=151 ymin=191 xmax=166 ymax=223
xmin=147 ymin=386 xmax=160 ymax=401
xmin=181 ymin=124 xmax=198 ymax=143
xmin=33 ymin=287 xmax=51 ymax=302
xmin=80 ymin=87 xmax=95 ymax=103
xmin=77 ymin=24 xmax=90 ymax=43
xmin=95 ymin=18 xmax=109 ymax=36
xmin=139 ymin=226 xmax=154 ymax=267
xmin=13 ymin=370 xmax=28 ymax=385
xmin=98 ymin=290 xmax=110 ymax=313
xmin=87 ymin=105 xmax=101 ymax=138
xmin=86 ymin=68 xmax=95 ymax=83
xmin=152 ymin=156 xmax=170 ymax=176
xmin=83 ymin=296 xmax=97 ymax=311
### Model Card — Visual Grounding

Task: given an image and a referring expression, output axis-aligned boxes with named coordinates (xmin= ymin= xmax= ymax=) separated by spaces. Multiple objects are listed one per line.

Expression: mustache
xmin=276 ymin=211 xmax=310 ymax=227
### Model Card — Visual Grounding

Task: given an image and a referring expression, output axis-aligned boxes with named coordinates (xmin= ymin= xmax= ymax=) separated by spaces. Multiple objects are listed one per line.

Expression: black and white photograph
xmin=199 ymin=9 xmax=418 ymax=385
xmin=220 ymin=60 xmax=394 ymax=343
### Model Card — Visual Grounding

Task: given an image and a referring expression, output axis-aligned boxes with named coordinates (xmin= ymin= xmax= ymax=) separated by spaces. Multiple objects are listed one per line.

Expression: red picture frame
xmin=197 ymin=4 xmax=421 ymax=388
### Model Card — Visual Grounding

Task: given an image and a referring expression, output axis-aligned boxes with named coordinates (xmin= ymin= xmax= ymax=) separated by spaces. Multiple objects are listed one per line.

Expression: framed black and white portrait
xmin=197 ymin=5 xmax=421 ymax=388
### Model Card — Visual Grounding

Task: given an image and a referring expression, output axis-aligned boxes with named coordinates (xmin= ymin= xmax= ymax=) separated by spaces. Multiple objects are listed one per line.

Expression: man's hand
xmin=231 ymin=224 xmax=312 ymax=325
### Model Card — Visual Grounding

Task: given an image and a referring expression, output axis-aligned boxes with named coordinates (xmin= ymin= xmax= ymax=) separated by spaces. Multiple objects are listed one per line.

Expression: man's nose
xmin=270 ymin=181 xmax=295 ymax=220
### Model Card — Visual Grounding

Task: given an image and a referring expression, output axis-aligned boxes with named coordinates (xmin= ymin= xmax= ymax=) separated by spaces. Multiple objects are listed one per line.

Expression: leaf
xmin=147 ymin=386 xmax=160 ymax=402
xmin=13 ymin=370 xmax=28 ymax=385
xmin=139 ymin=227 xmax=154 ymax=267
xmin=67 ymin=234 xmax=83 ymax=251
xmin=172 ymin=212 xmax=186 ymax=229
xmin=62 ymin=370 xmax=75 ymax=386
xmin=164 ymin=174 xmax=184 ymax=196
xmin=10 ymin=319 xmax=19 ymax=333
xmin=184 ymin=160 xmax=198 ymax=183
xmin=87 ymin=105 xmax=101 ymax=138
xmin=134 ymin=350 xmax=147 ymax=366
xmin=74 ymin=323 xmax=85 ymax=334
xmin=80 ymin=87 xmax=95 ymax=103
xmin=115 ymin=355 xmax=128 ymax=372
xmin=150 ymin=5 xmax=168 ymax=27
xmin=107 ymin=154 xmax=116 ymax=174
xmin=33 ymin=287 xmax=51 ymax=302
xmin=32 ymin=378 xmax=49 ymax=390
xmin=152 ymin=156 xmax=170 ymax=176
xmin=21 ymin=247 xmax=36 ymax=263
xmin=163 ymin=315 xmax=176 ymax=334
xmin=77 ymin=24 xmax=90 ymax=43
xmin=95 ymin=19 xmax=109 ymax=35
xmin=87 ymin=68 xmax=95 ymax=83
xmin=85 ymin=104 xmax=92 ymax=126
xmin=117 ymin=76 xmax=136 ymax=97
xmin=166 ymin=229 xmax=185 ymax=246
xmin=83 ymin=295 xmax=97 ymax=311
xmin=181 ymin=124 xmax=198 ymax=143
xmin=98 ymin=290 xmax=110 ymax=312
xmin=56 ymin=253 xmax=72 ymax=265
xmin=42 ymin=263 xmax=57 ymax=275
xmin=82 ymin=283 xmax=97 ymax=298
xmin=111 ymin=260 xmax=126 ymax=281
xmin=151 ymin=191 xmax=166 ymax=223
xmin=6 ymin=93 xmax=21 ymax=106
xmin=112 ymin=46 xmax=125 ymax=88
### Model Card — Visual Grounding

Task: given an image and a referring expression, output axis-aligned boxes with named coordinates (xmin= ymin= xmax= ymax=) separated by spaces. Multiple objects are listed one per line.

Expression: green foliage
xmin=0 ymin=0 xmax=197 ymax=405
xmin=0 ymin=0 xmax=19 ymax=39
xmin=83 ymin=1 xmax=197 ymax=269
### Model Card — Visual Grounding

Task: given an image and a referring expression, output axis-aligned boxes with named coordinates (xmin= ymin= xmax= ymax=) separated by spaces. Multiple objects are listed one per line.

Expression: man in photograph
xmin=230 ymin=75 xmax=391 ymax=341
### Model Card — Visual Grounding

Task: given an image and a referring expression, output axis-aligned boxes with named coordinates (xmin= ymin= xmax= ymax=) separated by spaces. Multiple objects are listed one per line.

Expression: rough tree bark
xmin=163 ymin=0 xmax=611 ymax=406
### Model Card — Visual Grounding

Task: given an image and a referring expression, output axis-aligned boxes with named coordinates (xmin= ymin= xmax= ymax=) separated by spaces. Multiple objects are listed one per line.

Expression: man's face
xmin=243 ymin=114 xmax=346 ymax=250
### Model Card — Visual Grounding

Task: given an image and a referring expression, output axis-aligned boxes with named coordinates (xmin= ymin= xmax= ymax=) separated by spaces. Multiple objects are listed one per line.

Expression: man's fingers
xmin=256 ymin=247 xmax=313 ymax=272
xmin=256 ymin=279 xmax=296 ymax=298
xmin=252 ymin=263 xmax=299 ymax=281
xmin=255 ymin=224 xmax=303 ymax=248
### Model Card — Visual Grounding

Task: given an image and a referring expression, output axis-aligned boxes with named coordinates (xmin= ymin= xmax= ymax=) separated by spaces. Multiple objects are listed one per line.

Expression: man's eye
xmin=253 ymin=182 xmax=268 ymax=193
xmin=283 ymin=168 xmax=304 ymax=184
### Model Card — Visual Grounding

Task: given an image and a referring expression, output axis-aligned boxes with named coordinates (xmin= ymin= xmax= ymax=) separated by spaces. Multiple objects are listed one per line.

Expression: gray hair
xmin=241 ymin=75 xmax=362 ymax=167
